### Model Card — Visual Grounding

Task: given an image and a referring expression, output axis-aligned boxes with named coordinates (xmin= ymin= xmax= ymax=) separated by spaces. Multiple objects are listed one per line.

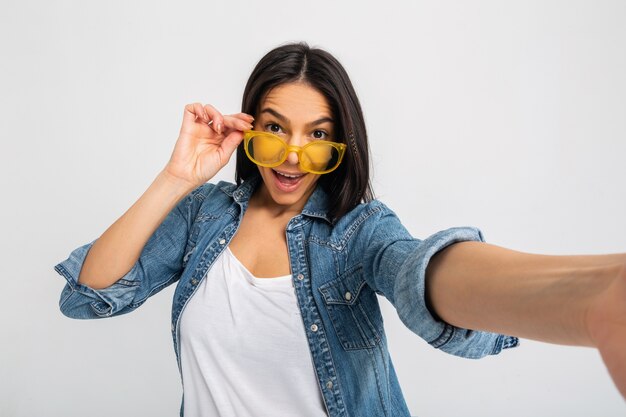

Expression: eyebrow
xmin=260 ymin=107 xmax=334 ymax=127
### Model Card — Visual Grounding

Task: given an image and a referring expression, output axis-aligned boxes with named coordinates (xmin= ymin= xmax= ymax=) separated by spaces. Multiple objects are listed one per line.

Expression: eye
xmin=312 ymin=130 xmax=329 ymax=140
xmin=265 ymin=123 xmax=283 ymax=134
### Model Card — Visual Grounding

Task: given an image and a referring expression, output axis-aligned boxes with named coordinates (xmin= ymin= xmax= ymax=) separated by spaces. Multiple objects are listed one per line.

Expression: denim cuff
xmin=54 ymin=239 xmax=141 ymax=319
xmin=398 ymin=226 xmax=519 ymax=359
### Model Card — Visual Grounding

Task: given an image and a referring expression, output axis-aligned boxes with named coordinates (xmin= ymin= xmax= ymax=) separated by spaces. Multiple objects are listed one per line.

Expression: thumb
xmin=220 ymin=131 xmax=245 ymax=159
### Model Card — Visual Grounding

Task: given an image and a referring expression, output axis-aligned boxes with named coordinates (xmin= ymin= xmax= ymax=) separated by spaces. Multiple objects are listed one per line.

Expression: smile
xmin=273 ymin=170 xmax=306 ymax=179
xmin=270 ymin=168 xmax=307 ymax=192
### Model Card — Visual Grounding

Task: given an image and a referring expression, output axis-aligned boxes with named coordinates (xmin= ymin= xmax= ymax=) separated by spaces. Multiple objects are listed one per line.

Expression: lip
xmin=273 ymin=169 xmax=305 ymax=178
xmin=271 ymin=168 xmax=306 ymax=192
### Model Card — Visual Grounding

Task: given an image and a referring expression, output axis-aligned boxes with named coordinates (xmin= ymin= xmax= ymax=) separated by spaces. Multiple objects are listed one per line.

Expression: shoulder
xmin=333 ymin=199 xmax=401 ymax=230
xmin=325 ymin=199 xmax=410 ymax=245
xmin=185 ymin=180 xmax=240 ymax=203
xmin=189 ymin=180 xmax=234 ymax=198
xmin=180 ymin=180 xmax=238 ymax=219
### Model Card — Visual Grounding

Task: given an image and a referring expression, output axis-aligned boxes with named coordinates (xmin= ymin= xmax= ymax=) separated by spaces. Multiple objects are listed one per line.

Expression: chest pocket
xmin=319 ymin=265 xmax=384 ymax=350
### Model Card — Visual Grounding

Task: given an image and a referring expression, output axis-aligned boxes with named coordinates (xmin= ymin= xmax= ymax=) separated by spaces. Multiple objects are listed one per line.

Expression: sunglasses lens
xmin=248 ymin=134 xmax=286 ymax=165
xmin=301 ymin=143 xmax=341 ymax=173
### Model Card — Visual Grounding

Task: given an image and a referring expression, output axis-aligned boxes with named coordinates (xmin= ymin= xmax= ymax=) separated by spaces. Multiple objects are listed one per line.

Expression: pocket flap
xmin=319 ymin=265 xmax=365 ymax=306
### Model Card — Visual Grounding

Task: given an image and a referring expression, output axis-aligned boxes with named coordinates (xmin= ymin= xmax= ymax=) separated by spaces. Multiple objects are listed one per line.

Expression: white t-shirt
xmin=179 ymin=247 xmax=328 ymax=417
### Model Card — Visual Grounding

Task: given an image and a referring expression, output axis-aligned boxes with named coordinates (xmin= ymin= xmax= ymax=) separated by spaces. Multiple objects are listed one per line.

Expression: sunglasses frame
xmin=242 ymin=130 xmax=347 ymax=175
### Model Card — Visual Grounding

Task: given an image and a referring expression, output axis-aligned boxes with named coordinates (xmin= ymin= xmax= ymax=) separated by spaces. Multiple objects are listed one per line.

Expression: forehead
xmin=260 ymin=82 xmax=333 ymax=120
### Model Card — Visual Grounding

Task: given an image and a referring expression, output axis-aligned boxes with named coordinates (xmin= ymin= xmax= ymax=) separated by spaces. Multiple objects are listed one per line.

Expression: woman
xmin=55 ymin=42 xmax=626 ymax=417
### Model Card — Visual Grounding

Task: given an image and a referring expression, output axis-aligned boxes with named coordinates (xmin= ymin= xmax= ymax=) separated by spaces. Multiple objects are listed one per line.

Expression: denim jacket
xmin=55 ymin=176 xmax=518 ymax=417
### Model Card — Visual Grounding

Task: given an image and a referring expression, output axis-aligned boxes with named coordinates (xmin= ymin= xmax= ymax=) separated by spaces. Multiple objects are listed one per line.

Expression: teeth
xmin=274 ymin=170 xmax=304 ymax=178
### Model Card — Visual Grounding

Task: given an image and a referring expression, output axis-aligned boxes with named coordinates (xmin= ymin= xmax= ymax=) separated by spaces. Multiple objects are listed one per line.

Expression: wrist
xmin=585 ymin=263 xmax=626 ymax=348
xmin=158 ymin=167 xmax=200 ymax=196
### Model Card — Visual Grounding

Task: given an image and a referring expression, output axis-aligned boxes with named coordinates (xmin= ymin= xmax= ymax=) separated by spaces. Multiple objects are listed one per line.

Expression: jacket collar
xmin=219 ymin=175 xmax=332 ymax=224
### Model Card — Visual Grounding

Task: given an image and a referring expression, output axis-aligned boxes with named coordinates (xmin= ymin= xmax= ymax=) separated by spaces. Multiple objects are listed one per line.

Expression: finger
xmin=184 ymin=103 xmax=208 ymax=124
xmin=191 ymin=103 xmax=210 ymax=123
xmin=228 ymin=112 xmax=255 ymax=122
xmin=203 ymin=104 xmax=225 ymax=134
xmin=223 ymin=115 xmax=254 ymax=132
xmin=220 ymin=131 xmax=245 ymax=158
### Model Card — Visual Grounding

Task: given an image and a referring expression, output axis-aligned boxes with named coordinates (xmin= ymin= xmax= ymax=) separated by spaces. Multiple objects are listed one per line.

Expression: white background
xmin=1 ymin=1 xmax=625 ymax=416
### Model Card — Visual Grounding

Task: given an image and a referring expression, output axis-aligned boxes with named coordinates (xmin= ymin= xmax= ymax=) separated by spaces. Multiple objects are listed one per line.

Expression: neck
xmin=250 ymin=184 xmax=311 ymax=218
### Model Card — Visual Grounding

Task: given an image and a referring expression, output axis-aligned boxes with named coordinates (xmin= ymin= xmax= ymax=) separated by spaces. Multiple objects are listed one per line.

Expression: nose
xmin=286 ymin=149 xmax=299 ymax=165
xmin=285 ymin=134 xmax=305 ymax=166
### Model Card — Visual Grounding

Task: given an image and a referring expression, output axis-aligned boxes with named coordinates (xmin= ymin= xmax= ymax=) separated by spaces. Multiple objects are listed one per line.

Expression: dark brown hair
xmin=236 ymin=42 xmax=374 ymax=222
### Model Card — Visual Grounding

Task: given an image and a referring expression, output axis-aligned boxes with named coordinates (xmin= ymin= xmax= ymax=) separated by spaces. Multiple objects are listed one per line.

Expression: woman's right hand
xmin=163 ymin=103 xmax=254 ymax=188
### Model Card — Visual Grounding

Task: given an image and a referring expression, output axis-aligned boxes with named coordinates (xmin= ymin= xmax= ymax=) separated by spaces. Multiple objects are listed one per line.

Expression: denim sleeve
xmin=362 ymin=203 xmax=519 ymax=359
xmin=54 ymin=184 xmax=207 ymax=320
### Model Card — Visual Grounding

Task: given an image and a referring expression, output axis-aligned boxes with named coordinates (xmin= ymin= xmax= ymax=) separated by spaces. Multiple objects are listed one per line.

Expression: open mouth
xmin=271 ymin=169 xmax=306 ymax=191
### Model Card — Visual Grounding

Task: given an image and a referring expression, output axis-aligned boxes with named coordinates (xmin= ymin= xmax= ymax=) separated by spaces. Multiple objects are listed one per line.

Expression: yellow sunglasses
xmin=242 ymin=130 xmax=347 ymax=175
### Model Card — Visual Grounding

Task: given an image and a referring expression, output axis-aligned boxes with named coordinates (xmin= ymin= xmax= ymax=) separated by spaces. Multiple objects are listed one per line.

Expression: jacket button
xmin=326 ymin=380 xmax=333 ymax=389
xmin=297 ymin=273 xmax=304 ymax=280
xmin=191 ymin=278 xmax=198 ymax=285
xmin=344 ymin=292 xmax=352 ymax=301
xmin=219 ymin=239 xmax=226 ymax=245
xmin=310 ymin=324 xmax=318 ymax=332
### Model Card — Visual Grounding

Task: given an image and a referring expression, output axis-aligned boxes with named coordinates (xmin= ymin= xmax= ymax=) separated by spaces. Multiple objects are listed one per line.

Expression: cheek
xmin=305 ymin=174 xmax=322 ymax=188
xmin=259 ymin=166 xmax=272 ymax=181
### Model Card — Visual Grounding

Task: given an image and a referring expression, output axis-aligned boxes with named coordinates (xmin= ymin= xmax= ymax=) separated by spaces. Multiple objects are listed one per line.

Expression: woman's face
xmin=253 ymin=82 xmax=335 ymax=212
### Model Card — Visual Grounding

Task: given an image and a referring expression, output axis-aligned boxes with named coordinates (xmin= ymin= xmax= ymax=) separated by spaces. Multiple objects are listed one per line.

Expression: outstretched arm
xmin=425 ymin=241 xmax=626 ymax=397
